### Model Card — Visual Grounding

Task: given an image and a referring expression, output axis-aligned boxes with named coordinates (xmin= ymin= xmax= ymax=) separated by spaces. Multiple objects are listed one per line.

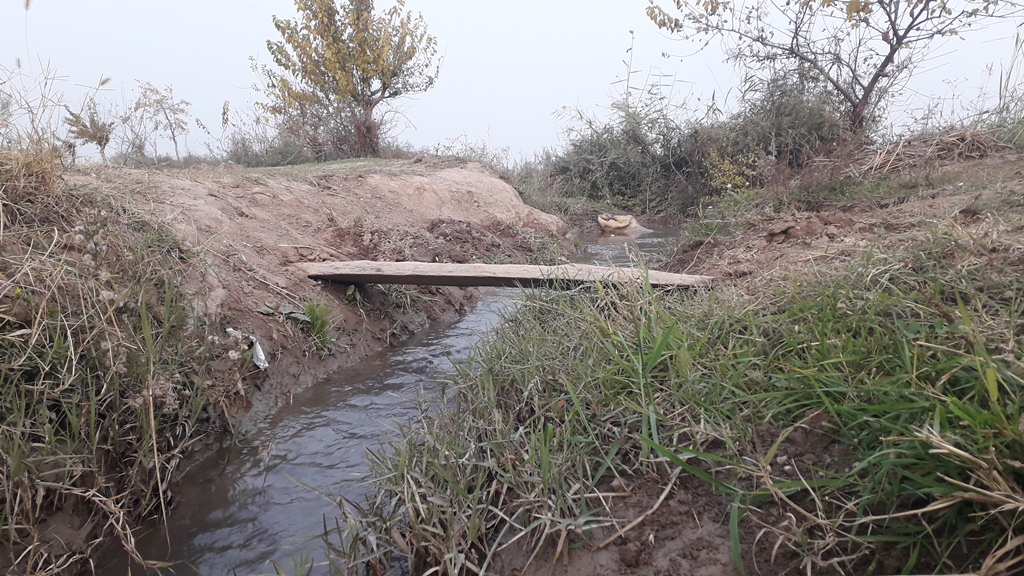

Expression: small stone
xmin=610 ymin=477 xmax=632 ymax=492
xmin=786 ymin=217 xmax=825 ymax=239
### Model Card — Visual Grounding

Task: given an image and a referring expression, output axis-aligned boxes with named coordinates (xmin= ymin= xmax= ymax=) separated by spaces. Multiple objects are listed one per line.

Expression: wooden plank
xmin=299 ymin=260 xmax=712 ymax=288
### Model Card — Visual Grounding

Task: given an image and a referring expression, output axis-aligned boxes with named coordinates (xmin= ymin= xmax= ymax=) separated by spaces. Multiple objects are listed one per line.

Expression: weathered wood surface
xmin=300 ymin=260 xmax=712 ymax=288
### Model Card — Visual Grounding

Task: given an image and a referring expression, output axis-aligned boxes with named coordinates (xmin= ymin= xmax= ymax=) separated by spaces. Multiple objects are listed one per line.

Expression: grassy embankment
xmin=320 ymin=69 xmax=1024 ymax=574
xmin=331 ymin=161 xmax=1024 ymax=575
xmin=311 ymin=48 xmax=1024 ymax=572
xmin=0 ymin=136 xmax=232 ymax=574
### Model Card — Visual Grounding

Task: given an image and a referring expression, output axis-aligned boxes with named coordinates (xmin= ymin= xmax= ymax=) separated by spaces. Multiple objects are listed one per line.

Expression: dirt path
xmin=71 ymin=158 xmax=569 ymax=427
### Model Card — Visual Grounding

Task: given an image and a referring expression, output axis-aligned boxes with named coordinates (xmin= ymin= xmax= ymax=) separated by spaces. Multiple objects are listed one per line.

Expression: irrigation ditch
xmin=96 ymin=230 xmax=677 ymax=575
xmin=6 ymin=154 xmax=1024 ymax=576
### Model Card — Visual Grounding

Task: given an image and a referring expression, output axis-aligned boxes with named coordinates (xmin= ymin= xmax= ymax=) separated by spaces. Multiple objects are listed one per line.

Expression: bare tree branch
xmin=648 ymin=0 xmax=1024 ymax=133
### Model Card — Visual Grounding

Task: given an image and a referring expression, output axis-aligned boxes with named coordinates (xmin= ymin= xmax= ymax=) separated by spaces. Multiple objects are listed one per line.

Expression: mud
xmin=492 ymin=473 xmax=737 ymax=576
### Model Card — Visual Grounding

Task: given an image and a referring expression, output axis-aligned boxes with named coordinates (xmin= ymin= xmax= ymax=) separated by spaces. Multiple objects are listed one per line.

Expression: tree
xmin=134 ymin=82 xmax=191 ymax=162
xmin=108 ymin=81 xmax=192 ymax=165
xmin=263 ymin=0 xmax=439 ymax=158
xmin=648 ymin=0 xmax=1024 ymax=134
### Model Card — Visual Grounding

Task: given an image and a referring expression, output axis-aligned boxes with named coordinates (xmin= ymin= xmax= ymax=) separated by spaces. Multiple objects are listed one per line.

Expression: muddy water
xmin=102 ymin=230 xmax=676 ymax=576
xmin=580 ymin=227 xmax=681 ymax=268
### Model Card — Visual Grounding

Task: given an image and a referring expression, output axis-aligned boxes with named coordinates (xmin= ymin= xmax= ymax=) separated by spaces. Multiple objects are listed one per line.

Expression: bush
xmin=547 ymin=70 xmax=850 ymax=214
xmin=550 ymin=89 xmax=694 ymax=213
xmin=730 ymin=71 xmax=849 ymax=168
xmin=223 ymin=128 xmax=316 ymax=167
xmin=200 ymin=101 xmax=319 ymax=167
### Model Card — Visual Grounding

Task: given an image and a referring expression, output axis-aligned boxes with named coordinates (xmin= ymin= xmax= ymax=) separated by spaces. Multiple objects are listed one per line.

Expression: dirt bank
xmin=69 ymin=158 xmax=569 ymax=429
xmin=0 ymin=157 xmax=568 ymax=575
xmin=658 ymin=155 xmax=1024 ymax=280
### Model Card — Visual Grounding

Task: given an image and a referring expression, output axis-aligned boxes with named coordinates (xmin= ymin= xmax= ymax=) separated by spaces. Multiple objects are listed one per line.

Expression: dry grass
xmin=856 ymin=129 xmax=1014 ymax=176
xmin=1 ymin=137 xmax=226 ymax=574
xmin=0 ymin=172 xmax=225 ymax=569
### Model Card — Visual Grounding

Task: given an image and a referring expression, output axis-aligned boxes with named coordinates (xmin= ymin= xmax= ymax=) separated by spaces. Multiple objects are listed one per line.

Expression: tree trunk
xmin=353 ymin=104 xmax=380 ymax=157
xmin=850 ymin=43 xmax=901 ymax=133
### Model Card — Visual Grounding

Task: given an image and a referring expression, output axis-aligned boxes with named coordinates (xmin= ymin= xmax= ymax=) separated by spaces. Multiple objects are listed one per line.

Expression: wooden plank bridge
xmin=299 ymin=260 xmax=712 ymax=289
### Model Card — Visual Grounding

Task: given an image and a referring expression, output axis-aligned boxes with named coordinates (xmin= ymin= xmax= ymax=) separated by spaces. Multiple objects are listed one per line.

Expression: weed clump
xmin=0 ymin=148 xmax=62 ymax=205
xmin=303 ymin=298 xmax=334 ymax=355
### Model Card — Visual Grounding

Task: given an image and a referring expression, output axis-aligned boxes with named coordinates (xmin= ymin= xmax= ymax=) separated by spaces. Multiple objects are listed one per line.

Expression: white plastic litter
xmin=226 ymin=328 xmax=269 ymax=371
xmin=250 ymin=337 xmax=269 ymax=371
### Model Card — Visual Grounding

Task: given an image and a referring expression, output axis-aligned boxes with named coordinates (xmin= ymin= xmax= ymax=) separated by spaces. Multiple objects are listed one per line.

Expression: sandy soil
xmin=71 ymin=158 xmax=569 ymax=428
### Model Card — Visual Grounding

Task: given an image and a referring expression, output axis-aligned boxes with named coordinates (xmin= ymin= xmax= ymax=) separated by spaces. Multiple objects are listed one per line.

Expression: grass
xmin=1 ymin=65 xmax=191 ymax=575
xmin=303 ymin=298 xmax=334 ymax=356
xmin=320 ymin=207 xmax=1024 ymax=574
xmin=0 ymin=147 xmax=223 ymax=573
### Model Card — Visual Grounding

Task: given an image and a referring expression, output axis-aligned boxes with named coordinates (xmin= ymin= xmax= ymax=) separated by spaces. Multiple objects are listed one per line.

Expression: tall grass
xmin=328 ymin=214 xmax=1024 ymax=574
xmin=0 ymin=188 xmax=220 ymax=574
xmin=1 ymin=67 xmax=221 ymax=574
xmin=981 ymin=32 xmax=1024 ymax=149
xmin=304 ymin=298 xmax=334 ymax=356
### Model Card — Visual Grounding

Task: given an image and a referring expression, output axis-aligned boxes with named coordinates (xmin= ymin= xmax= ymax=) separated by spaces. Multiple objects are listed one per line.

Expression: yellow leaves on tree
xmin=264 ymin=0 xmax=439 ymax=157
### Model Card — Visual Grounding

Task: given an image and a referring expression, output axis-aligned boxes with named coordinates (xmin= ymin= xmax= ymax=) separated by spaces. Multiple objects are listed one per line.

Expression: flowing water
xmin=100 ymin=230 xmax=677 ymax=575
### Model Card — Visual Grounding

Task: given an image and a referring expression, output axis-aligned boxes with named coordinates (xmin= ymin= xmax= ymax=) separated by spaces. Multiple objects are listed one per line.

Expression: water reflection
xmin=576 ymin=227 xmax=678 ymax=267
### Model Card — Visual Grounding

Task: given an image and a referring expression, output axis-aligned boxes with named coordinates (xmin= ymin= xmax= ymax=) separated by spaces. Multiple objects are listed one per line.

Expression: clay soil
xmin=500 ymin=155 xmax=1024 ymax=576
xmin=70 ymin=157 xmax=569 ymax=428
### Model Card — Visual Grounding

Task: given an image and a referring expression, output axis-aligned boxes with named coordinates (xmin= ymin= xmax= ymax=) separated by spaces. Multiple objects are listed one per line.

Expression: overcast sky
xmin=1 ymin=1 xmax=1020 ymax=158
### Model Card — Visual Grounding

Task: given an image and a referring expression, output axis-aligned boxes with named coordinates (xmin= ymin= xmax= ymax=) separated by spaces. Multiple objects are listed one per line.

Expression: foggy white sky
xmin=1 ymin=1 xmax=1020 ymax=158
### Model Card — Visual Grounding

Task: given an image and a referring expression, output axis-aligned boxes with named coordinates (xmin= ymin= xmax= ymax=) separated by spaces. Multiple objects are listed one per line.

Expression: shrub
xmin=547 ymin=69 xmax=850 ymax=213
xmin=725 ymin=69 xmax=849 ymax=169
xmin=550 ymin=88 xmax=694 ymax=213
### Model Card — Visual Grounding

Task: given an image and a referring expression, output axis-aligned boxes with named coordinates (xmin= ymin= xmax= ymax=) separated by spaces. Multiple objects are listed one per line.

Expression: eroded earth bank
xmin=1 ymin=157 xmax=570 ymax=574
xmin=82 ymin=158 xmax=570 ymax=426
xmin=6 ymin=153 xmax=1024 ymax=576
